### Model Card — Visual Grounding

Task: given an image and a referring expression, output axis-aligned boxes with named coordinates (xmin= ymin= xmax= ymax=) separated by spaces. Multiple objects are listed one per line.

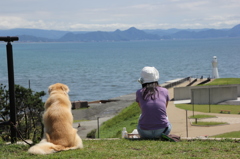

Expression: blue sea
xmin=0 ymin=38 xmax=240 ymax=102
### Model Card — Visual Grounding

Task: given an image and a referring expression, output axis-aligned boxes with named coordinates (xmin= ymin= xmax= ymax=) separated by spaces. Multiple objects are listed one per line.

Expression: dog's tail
xmin=28 ymin=140 xmax=69 ymax=155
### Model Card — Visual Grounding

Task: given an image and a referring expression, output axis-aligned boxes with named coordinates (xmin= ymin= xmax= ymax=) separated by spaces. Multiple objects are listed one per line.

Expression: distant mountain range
xmin=0 ymin=24 xmax=239 ymax=42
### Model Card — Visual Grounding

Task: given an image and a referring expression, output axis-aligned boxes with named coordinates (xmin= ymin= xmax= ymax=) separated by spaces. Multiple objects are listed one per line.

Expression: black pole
xmin=97 ymin=117 xmax=100 ymax=138
xmin=0 ymin=36 xmax=19 ymax=143
xmin=6 ymin=41 xmax=17 ymax=143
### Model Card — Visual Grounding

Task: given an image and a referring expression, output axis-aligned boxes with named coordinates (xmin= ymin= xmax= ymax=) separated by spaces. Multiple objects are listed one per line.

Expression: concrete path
xmin=73 ymin=116 xmax=114 ymax=139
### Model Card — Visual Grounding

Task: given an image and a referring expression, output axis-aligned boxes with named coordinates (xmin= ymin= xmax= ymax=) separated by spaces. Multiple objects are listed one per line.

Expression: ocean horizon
xmin=1 ymin=38 xmax=240 ymax=102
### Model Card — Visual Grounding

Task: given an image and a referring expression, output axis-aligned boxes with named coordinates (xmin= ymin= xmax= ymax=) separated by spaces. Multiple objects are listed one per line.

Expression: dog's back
xmin=43 ymin=98 xmax=76 ymax=147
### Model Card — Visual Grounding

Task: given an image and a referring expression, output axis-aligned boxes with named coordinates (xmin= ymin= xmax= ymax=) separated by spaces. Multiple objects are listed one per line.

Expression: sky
xmin=0 ymin=0 xmax=240 ymax=31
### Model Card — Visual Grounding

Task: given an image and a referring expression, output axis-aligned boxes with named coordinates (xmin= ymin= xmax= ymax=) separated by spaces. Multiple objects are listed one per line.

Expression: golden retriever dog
xmin=28 ymin=83 xmax=83 ymax=155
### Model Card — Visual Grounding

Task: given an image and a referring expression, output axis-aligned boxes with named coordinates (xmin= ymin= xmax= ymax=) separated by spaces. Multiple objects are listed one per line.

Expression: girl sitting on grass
xmin=136 ymin=66 xmax=171 ymax=139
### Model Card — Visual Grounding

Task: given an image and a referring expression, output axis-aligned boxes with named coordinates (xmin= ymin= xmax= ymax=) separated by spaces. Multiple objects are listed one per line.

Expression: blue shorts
xmin=137 ymin=123 xmax=172 ymax=139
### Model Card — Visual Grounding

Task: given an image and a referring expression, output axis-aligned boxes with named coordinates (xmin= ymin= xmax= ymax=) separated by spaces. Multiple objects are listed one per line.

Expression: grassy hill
xmin=98 ymin=102 xmax=140 ymax=138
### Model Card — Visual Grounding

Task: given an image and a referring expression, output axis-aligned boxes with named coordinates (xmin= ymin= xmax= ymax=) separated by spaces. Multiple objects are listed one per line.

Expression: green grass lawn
xmin=73 ymin=119 xmax=89 ymax=123
xmin=189 ymin=114 xmax=216 ymax=119
xmin=1 ymin=139 xmax=240 ymax=158
xmin=191 ymin=121 xmax=227 ymax=126
xmin=176 ymin=104 xmax=240 ymax=114
xmin=189 ymin=115 xmax=227 ymax=126
xmin=203 ymin=78 xmax=240 ymax=86
xmin=213 ymin=131 xmax=240 ymax=138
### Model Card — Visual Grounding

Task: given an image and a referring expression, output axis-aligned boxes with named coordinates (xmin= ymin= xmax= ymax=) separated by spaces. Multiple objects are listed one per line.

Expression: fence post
xmin=186 ymin=110 xmax=188 ymax=137
xmin=208 ymin=87 xmax=211 ymax=113
xmin=97 ymin=117 xmax=100 ymax=138
xmin=191 ymin=90 xmax=195 ymax=117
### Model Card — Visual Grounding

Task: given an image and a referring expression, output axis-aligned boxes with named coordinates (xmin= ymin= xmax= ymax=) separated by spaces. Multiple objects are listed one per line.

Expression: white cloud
xmin=0 ymin=16 xmax=27 ymax=29
xmin=0 ymin=0 xmax=239 ymax=31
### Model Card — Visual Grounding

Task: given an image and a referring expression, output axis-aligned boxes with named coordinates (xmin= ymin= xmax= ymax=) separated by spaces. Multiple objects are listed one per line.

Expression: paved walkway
xmin=74 ymin=79 xmax=240 ymax=139
xmin=73 ymin=116 xmax=114 ymax=139
xmin=167 ymin=81 xmax=240 ymax=138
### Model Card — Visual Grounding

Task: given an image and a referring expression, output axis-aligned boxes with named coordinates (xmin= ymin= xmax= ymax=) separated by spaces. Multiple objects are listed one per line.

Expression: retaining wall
xmin=191 ymin=85 xmax=238 ymax=104
xmin=72 ymin=101 xmax=89 ymax=109
xmin=174 ymin=84 xmax=239 ymax=104
xmin=174 ymin=87 xmax=192 ymax=100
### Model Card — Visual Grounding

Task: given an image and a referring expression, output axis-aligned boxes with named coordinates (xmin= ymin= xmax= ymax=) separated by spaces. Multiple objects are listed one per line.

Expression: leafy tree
xmin=0 ymin=84 xmax=10 ymax=141
xmin=0 ymin=84 xmax=9 ymax=121
xmin=0 ymin=84 xmax=45 ymax=142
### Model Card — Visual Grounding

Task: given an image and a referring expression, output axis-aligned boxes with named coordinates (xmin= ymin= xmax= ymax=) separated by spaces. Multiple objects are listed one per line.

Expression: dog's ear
xmin=61 ymin=85 xmax=69 ymax=94
xmin=48 ymin=85 xmax=53 ymax=94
